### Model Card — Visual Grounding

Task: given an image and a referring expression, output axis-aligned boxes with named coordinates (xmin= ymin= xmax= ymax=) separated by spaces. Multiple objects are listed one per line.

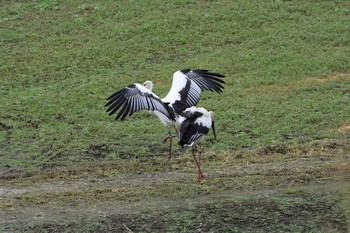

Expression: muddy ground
xmin=1 ymin=139 xmax=349 ymax=232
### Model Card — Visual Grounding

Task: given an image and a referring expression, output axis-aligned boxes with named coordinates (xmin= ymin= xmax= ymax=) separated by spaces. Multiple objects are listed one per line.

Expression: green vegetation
xmin=1 ymin=0 xmax=349 ymax=232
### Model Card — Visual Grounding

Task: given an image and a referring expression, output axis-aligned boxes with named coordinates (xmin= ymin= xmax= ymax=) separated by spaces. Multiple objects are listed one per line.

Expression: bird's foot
xmin=193 ymin=173 xmax=208 ymax=183
xmin=193 ymin=178 xmax=201 ymax=183
xmin=199 ymin=173 xmax=208 ymax=180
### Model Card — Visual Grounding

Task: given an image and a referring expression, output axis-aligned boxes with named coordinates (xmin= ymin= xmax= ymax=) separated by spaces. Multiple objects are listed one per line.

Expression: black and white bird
xmin=179 ymin=106 xmax=216 ymax=183
xmin=105 ymin=69 xmax=224 ymax=158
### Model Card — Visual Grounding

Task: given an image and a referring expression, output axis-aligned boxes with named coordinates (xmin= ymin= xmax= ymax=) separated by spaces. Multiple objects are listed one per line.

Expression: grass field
xmin=1 ymin=0 xmax=350 ymax=232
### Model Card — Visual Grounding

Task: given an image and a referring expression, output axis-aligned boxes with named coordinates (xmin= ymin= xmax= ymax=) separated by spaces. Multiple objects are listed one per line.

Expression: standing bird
xmin=179 ymin=106 xmax=216 ymax=183
xmin=105 ymin=69 xmax=224 ymax=158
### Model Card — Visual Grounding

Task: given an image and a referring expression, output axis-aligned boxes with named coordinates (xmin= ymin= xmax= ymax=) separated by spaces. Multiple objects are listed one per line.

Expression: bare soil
xmin=1 ymin=139 xmax=349 ymax=232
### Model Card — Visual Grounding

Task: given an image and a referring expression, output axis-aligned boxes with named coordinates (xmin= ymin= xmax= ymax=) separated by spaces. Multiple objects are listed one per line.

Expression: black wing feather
xmin=105 ymin=89 xmax=127 ymax=107
xmin=182 ymin=69 xmax=226 ymax=94
xmin=115 ymin=101 xmax=129 ymax=120
xmin=179 ymin=111 xmax=208 ymax=147
xmin=120 ymin=98 xmax=132 ymax=120
xmin=105 ymin=84 xmax=172 ymax=121
xmin=179 ymin=121 xmax=209 ymax=147
xmin=107 ymin=97 xmax=125 ymax=115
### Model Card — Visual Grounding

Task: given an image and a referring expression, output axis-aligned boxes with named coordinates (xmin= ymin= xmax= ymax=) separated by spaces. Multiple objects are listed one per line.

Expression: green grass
xmin=1 ymin=0 xmax=349 ymax=168
xmin=1 ymin=0 xmax=350 ymax=232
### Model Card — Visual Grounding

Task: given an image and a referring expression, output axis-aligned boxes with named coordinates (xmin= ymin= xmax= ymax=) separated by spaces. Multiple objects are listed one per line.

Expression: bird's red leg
xmin=198 ymin=143 xmax=201 ymax=166
xmin=163 ymin=130 xmax=173 ymax=159
xmin=164 ymin=126 xmax=180 ymax=160
xmin=198 ymin=143 xmax=208 ymax=179
xmin=168 ymin=135 xmax=172 ymax=160
xmin=191 ymin=145 xmax=204 ymax=183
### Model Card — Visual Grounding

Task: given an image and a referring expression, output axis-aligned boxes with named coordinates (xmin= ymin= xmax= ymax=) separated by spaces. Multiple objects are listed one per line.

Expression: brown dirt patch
xmin=338 ymin=124 xmax=350 ymax=133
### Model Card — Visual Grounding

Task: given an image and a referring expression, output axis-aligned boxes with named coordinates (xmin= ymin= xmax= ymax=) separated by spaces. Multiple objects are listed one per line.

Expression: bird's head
xmin=209 ymin=111 xmax=217 ymax=140
xmin=209 ymin=111 xmax=215 ymax=121
xmin=143 ymin=81 xmax=153 ymax=91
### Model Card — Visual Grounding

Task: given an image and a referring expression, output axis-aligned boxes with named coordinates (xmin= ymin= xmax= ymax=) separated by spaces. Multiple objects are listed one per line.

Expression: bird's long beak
xmin=212 ymin=120 xmax=217 ymax=140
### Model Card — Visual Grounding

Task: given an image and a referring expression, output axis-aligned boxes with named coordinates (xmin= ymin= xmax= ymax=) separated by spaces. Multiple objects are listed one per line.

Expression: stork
xmin=179 ymin=106 xmax=216 ymax=183
xmin=105 ymin=69 xmax=224 ymax=159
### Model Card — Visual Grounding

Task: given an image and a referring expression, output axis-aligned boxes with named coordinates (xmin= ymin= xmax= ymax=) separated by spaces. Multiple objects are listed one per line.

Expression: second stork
xmin=179 ymin=106 xmax=216 ymax=183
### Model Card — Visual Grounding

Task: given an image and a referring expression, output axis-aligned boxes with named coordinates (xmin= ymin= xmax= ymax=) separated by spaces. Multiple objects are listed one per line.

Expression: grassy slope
xmin=1 ymin=0 xmax=350 ymax=232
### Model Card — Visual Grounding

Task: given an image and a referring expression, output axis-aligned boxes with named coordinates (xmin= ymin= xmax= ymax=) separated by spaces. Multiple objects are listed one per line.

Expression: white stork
xmin=105 ymin=69 xmax=224 ymax=158
xmin=178 ymin=106 xmax=216 ymax=183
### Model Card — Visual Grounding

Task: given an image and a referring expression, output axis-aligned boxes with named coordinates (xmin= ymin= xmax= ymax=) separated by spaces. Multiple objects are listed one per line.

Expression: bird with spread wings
xmin=105 ymin=69 xmax=225 ymax=159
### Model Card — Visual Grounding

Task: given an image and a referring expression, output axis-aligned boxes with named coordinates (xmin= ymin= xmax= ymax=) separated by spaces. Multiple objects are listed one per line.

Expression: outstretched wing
xmin=162 ymin=69 xmax=225 ymax=115
xmin=105 ymin=83 xmax=171 ymax=121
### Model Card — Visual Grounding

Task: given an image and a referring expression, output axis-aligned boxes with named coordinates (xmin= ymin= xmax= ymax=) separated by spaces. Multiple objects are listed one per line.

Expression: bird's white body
xmin=149 ymin=110 xmax=175 ymax=126
xmin=158 ymin=70 xmax=202 ymax=127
